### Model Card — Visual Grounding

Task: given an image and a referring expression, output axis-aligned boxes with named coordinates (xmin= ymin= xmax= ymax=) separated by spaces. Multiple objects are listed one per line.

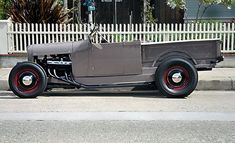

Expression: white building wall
xmin=0 ymin=20 xmax=9 ymax=54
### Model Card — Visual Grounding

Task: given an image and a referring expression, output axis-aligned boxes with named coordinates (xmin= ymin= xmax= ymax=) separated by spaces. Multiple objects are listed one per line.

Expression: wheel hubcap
xmin=22 ymin=75 xmax=33 ymax=86
xmin=163 ymin=65 xmax=190 ymax=91
xmin=171 ymin=72 xmax=182 ymax=83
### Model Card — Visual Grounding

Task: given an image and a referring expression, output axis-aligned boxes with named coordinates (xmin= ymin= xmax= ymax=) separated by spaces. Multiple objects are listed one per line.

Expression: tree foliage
xmin=167 ymin=0 xmax=186 ymax=9
xmin=0 ymin=0 xmax=12 ymax=19
xmin=167 ymin=0 xmax=235 ymax=9
xmin=167 ymin=0 xmax=235 ymax=22
xmin=8 ymin=0 xmax=72 ymax=23
xmin=145 ymin=0 xmax=156 ymax=23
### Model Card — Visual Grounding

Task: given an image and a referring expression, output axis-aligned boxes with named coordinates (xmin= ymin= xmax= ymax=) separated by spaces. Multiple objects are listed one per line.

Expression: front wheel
xmin=9 ymin=62 xmax=47 ymax=98
xmin=155 ymin=58 xmax=198 ymax=98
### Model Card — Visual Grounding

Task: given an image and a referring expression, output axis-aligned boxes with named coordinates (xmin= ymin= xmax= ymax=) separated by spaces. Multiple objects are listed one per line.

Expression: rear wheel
xmin=155 ymin=58 xmax=198 ymax=98
xmin=9 ymin=62 xmax=47 ymax=98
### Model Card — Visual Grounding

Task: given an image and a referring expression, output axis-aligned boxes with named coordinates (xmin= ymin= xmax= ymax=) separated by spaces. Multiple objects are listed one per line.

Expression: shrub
xmin=8 ymin=0 xmax=72 ymax=23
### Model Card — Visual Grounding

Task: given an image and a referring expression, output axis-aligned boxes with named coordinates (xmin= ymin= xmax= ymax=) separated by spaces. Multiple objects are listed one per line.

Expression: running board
xmin=81 ymin=82 xmax=151 ymax=89
xmin=50 ymin=76 xmax=152 ymax=89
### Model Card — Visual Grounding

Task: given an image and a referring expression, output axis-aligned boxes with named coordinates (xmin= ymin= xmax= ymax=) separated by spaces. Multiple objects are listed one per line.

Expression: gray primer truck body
xmin=9 ymin=38 xmax=223 ymax=98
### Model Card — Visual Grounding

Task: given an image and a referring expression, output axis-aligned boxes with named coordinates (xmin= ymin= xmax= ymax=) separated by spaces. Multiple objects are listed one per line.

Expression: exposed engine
xmin=39 ymin=54 xmax=73 ymax=81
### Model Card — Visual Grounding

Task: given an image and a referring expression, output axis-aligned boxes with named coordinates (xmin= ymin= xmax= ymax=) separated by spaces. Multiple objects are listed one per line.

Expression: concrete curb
xmin=0 ymin=79 xmax=9 ymax=91
xmin=196 ymin=79 xmax=234 ymax=90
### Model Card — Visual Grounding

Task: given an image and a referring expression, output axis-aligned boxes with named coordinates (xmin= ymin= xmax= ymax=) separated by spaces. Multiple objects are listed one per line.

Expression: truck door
xmin=88 ymin=41 xmax=142 ymax=76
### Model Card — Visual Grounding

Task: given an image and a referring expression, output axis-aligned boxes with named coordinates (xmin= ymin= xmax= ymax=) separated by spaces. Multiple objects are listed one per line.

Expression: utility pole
xmin=64 ymin=0 xmax=68 ymax=8
xmin=88 ymin=11 xmax=93 ymax=24
xmin=143 ymin=0 xmax=147 ymax=23
xmin=113 ymin=0 xmax=117 ymax=24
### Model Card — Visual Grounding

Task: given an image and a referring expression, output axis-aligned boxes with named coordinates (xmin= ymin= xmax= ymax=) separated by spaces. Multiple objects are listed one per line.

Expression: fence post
xmin=0 ymin=20 xmax=9 ymax=54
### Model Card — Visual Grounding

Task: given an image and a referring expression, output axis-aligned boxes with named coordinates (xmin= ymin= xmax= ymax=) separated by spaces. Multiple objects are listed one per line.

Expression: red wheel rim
xmin=13 ymin=68 xmax=40 ymax=94
xmin=163 ymin=65 xmax=190 ymax=91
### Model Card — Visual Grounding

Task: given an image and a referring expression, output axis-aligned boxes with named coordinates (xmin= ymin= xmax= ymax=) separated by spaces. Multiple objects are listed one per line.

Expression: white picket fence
xmin=7 ymin=22 xmax=235 ymax=53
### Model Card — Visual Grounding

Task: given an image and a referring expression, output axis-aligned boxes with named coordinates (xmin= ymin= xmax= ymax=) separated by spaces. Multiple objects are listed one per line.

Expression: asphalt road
xmin=0 ymin=121 xmax=235 ymax=143
xmin=0 ymin=90 xmax=235 ymax=143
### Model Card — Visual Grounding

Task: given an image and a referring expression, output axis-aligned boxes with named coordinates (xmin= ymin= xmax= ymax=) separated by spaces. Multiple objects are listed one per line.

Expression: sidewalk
xmin=1 ymin=68 xmax=235 ymax=91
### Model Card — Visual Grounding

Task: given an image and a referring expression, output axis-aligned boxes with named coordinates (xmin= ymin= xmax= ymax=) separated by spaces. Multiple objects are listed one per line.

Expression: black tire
xmin=8 ymin=62 xmax=47 ymax=98
xmin=155 ymin=58 xmax=198 ymax=98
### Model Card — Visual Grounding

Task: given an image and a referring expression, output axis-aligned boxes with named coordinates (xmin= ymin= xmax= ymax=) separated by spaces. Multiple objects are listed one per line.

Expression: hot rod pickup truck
xmin=8 ymin=28 xmax=223 ymax=98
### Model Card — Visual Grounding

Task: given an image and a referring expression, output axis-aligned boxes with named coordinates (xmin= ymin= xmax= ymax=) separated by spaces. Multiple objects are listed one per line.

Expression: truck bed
xmin=141 ymin=39 xmax=223 ymax=70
